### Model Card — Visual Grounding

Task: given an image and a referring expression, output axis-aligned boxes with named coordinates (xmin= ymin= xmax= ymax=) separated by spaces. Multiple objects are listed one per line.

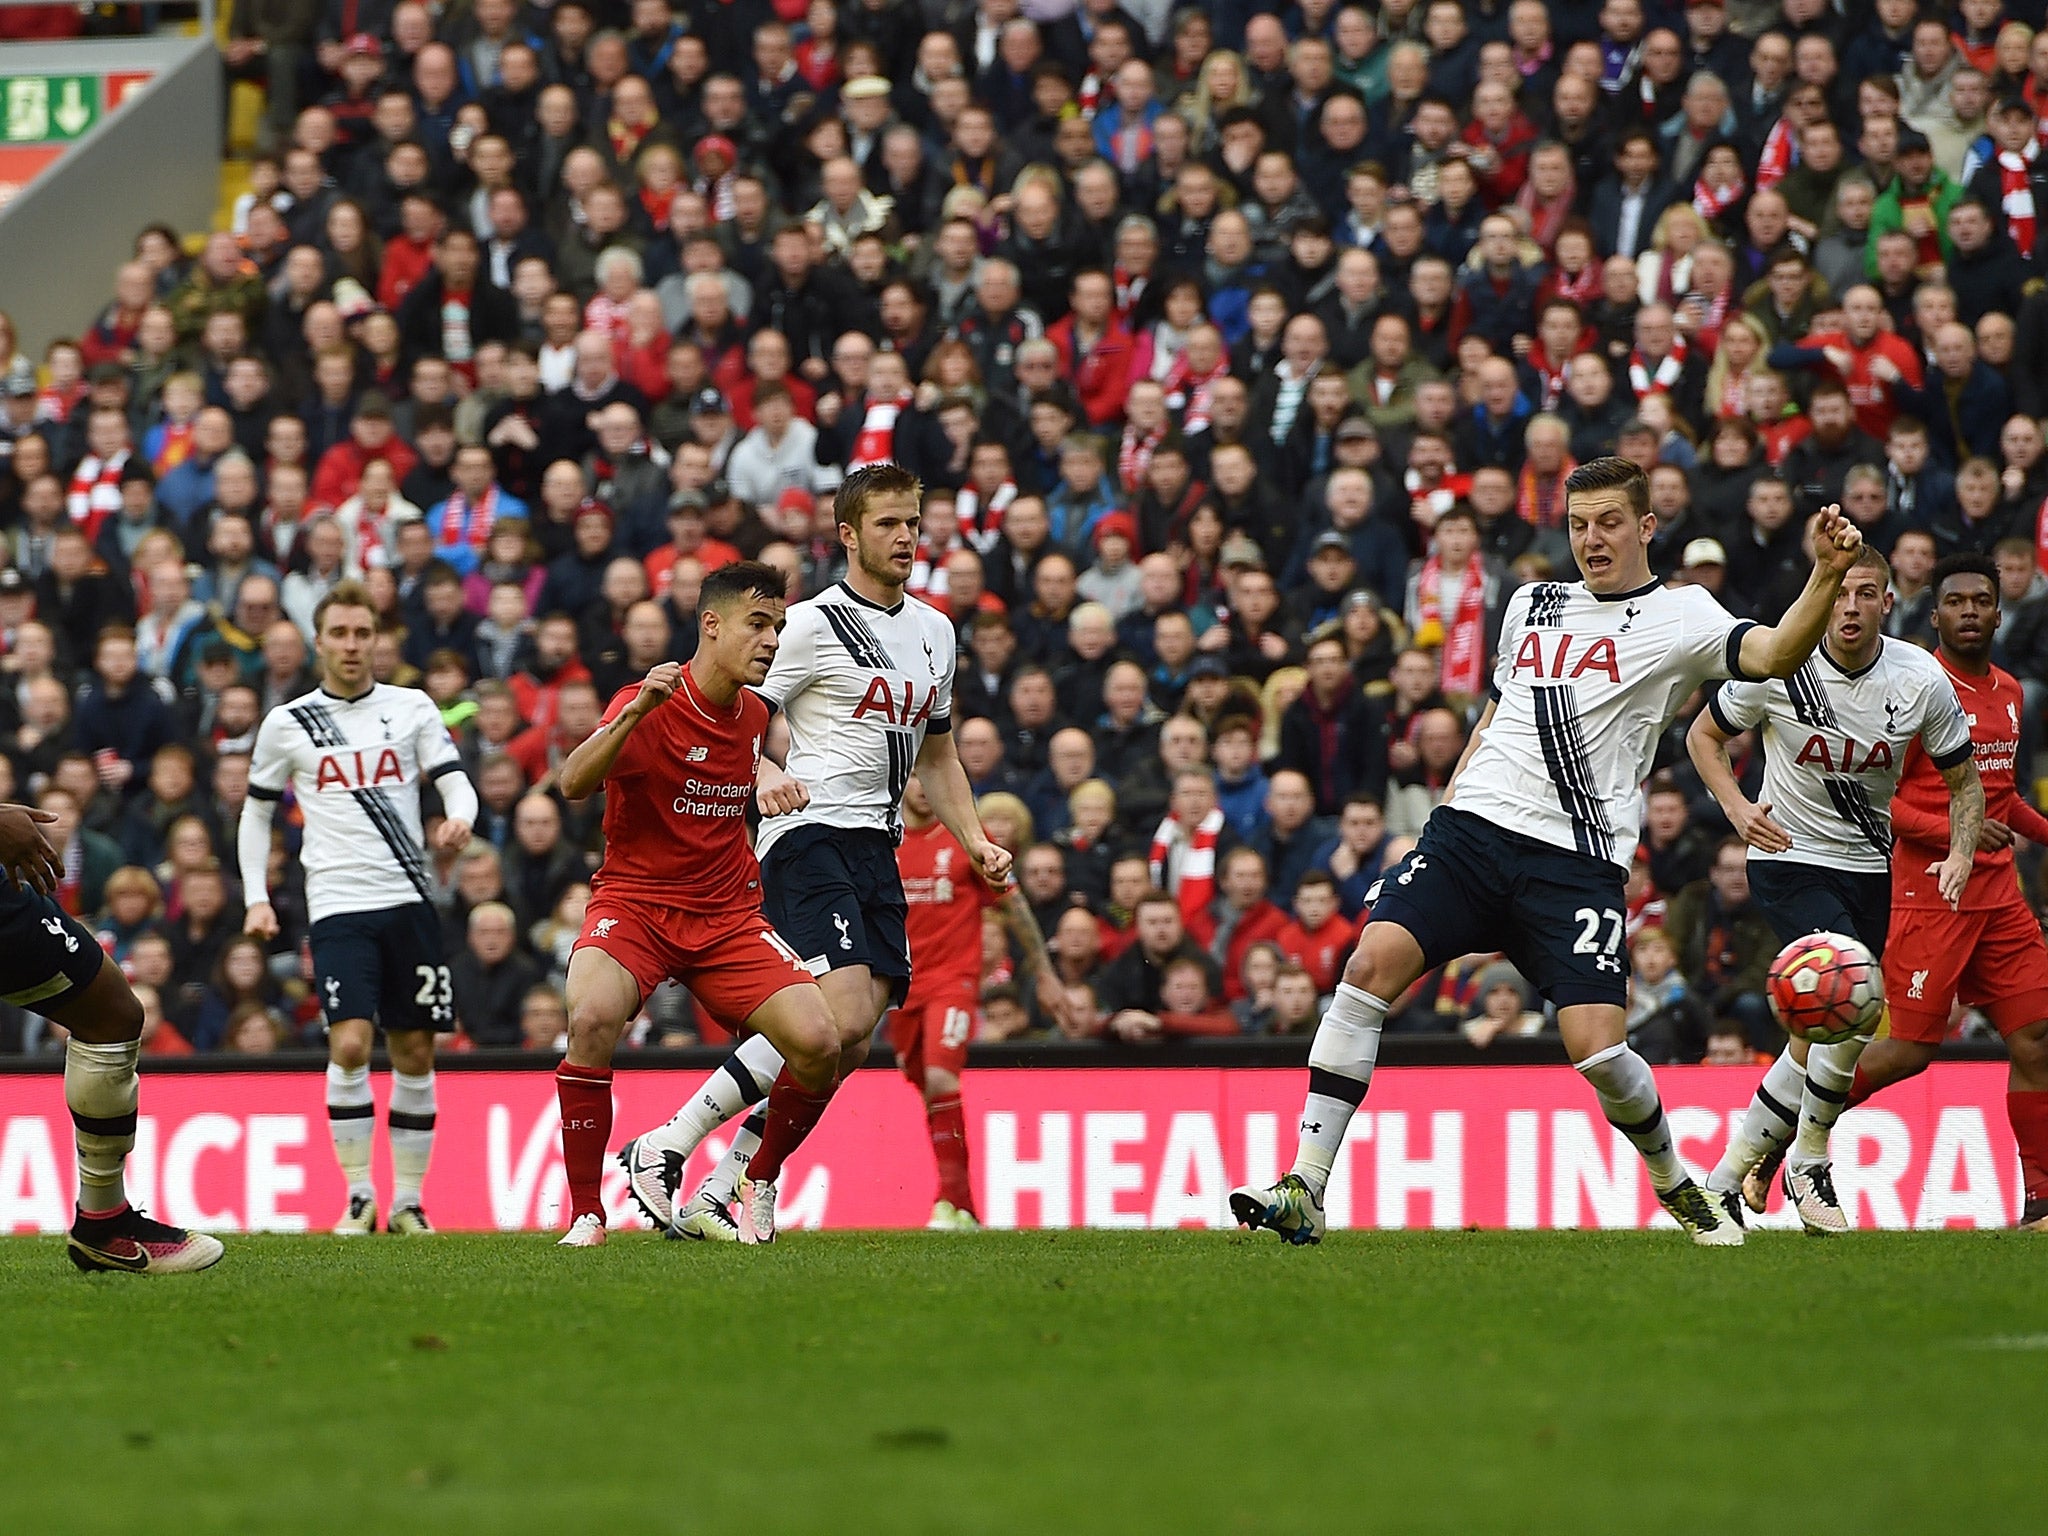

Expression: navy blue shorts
xmin=0 ymin=884 xmax=105 ymax=1011
xmin=310 ymin=902 xmax=452 ymax=1033
xmin=761 ymin=825 xmax=912 ymax=1006
xmin=1366 ymin=805 xmax=1630 ymax=1009
xmin=1745 ymin=859 xmax=1892 ymax=959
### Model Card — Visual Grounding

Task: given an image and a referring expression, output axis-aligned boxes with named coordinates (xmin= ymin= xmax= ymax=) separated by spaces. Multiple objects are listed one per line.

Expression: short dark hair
xmin=1932 ymin=550 xmax=1999 ymax=601
xmin=698 ymin=559 xmax=786 ymax=616
xmin=836 ymin=461 xmax=924 ymax=531
xmin=1563 ymin=455 xmax=1650 ymax=518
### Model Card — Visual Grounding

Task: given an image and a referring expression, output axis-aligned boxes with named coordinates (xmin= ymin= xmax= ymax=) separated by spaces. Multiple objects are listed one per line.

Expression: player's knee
xmin=781 ymin=1013 xmax=839 ymax=1081
xmin=924 ymin=1066 xmax=960 ymax=1102
xmin=565 ymin=998 xmax=626 ymax=1056
xmin=2009 ymin=1024 xmax=2048 ymax=1079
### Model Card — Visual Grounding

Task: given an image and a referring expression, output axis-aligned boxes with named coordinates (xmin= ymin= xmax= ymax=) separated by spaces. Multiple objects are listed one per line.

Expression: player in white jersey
xmin=239 ymin=581 xmax=479 ymax=1236
xmin=615 ymin=463 xmax=1010 ymax=1243
xmin=1688 ymin=547 xmax=1981 ymax=1229
xmin=1233 ymin=458 xmax=1866 ymax=1247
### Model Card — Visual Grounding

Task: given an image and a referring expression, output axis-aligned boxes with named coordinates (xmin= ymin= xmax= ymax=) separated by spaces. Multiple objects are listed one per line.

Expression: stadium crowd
xmin=4 ymin=0 xmax=2048 ymax=1061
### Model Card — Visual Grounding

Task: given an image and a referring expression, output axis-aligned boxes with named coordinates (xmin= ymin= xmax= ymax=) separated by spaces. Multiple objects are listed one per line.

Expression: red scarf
xmin=1113 ymin=264 xmax=1148 ymax=320
xmin=1629 ymin=335 xmax=1688 ymax=398
xmin=1524 ymin=339 xmax=1585 ymax=410
xmin=1999 ymin=150 xmax=2038 ymax=258
xmin=1161 ymin=354 xmax=1230 ymax=432
xmin=1516 ymin=174 xmax=1576 ymax=252
xmin=1118 ymin=422 xmax=1165 ymax=493
xmin=1415 ymin=554 xmax=1488 ymax=695
xmin=437 ymin=484 xmax=500 ymax=549
xmin=1517 ymin=457 xmax=1575 ymax=529
xmin=1693 ymin=171 xmax=1746 ymax=223
xmin=68 ymin=449 xmax=128 ymax=541
xmin=851 ymin=391 xmax=910 ymax=468
xmin=1149 ymin=807 xmax=1224 ymax=930
xmin=957 ymin=478 xmax=1015 ymax=553
xmin=1757 ymin=119 xmax=1795 ymax=188
xmin=1546 ymin=260 xmax=1602 ymax=307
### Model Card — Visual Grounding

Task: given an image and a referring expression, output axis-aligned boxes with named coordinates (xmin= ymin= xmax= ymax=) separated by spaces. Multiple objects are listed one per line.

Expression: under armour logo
xmin=1596 ymin=954 xmax=1623 ymax=973
xmin=834 ymin=913 xmax=852 ymax=950
xmin=1301 ymin=1121 xmax=1323 ymax=1135
xmin=685 ymin=746 xmax=709 ymax=763
xmin=1620 ymin=603 xmax=1641 ymax=633
xmin=40 ymin=917 xmax=77 ymax=954
xmin=591 ymin=918 xmax=619 ymax=938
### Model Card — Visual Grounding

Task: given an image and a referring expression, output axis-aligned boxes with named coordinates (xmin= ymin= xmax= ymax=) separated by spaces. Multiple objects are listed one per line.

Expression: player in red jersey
xmin=549 ymin=562 xmax=841 ymax=1247
xmin=893 ymin=775 xmax=1065 ymax=1229
xmin=1804 ymin=553 xmax=2048 ymax=1232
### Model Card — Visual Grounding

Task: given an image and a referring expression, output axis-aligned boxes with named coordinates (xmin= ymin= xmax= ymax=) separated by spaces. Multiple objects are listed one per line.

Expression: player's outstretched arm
xmin=916 ymin=727 xmax=1012 ymax=885
xmin=1686 ymin=707 xmax=1792 ymax=853
xmin=1738 ymin=505 xmax=1861 ymax=679
xmin=1931 ymin=757 xmax=1986 ymax=909
xmin=559 ymin=663 xmax=681 ymax=801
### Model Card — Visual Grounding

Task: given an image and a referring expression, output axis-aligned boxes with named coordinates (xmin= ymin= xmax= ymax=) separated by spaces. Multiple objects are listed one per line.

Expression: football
xmin=1767 ymin=931 xmax=1886 ymax=1045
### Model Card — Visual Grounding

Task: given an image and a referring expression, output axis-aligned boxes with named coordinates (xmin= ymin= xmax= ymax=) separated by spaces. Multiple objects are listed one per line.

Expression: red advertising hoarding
xmin=0 ymin=1064 xmax=2023 ymax=1234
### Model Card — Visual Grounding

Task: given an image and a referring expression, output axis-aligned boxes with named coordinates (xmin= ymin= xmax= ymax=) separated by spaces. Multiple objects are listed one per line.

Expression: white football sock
xmin=67 ymin=1038 xmax=139 ymax=1215
xmin=643 ymin=1033 xmax=783 ymax=1157
xmin=388 ymin=1070 xmax=437 ymax=1209
xmin=698 ymin=1110 xmax=766 ymax=1205
xmin=1707 ymin=1047 xmax=1805 ymax=1192
xmin=1288 ymin=985 xmax=1387 ymax=1199
xmin=1789 ymin=1033 xmax=1871 ymax=1170
xmin=326 ymin=1061 xmax=375 ymax=1200
xmin=1577 ymin=1042 xmax=1685 ymax=1193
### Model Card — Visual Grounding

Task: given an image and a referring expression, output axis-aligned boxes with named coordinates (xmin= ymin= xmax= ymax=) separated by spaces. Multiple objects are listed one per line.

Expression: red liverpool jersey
xmin=898 ymin=820 xmax=999 ymax=1006
xmin=1890 ymin=655 xmax=2048 ymax=911
xmin=592 ymin=668 xmax=768 ymax=914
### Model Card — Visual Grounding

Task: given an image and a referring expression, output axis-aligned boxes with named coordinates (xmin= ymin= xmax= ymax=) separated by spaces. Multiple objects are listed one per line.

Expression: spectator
xmin=1098 ymin=889 xmax=1222 ymax=1018
xmin=451 ymin=899 xmax=543 ymax=1046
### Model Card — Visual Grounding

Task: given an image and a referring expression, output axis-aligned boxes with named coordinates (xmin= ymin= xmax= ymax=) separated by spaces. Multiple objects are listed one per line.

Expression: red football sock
xmin=748 ymin=1068 xmax=836 ymax=1185
xmin=1846 ymin=1067 xmax=1878 ymax=1111
xmin=927 ymin=1093 xmax=974 ymax=1215
xmin=2007 ymin=1089 xmax=2048 ymax=1203
xmin=555 ymin=1063 xmax=614 ymax=1221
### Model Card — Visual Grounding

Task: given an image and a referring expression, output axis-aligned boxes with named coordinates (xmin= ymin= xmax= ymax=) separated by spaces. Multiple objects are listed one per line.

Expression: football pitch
xmin=4 ymin=1230 xmax=2042 ymax=1535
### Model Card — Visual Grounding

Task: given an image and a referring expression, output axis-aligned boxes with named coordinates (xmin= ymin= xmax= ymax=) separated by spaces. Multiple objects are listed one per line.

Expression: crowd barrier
xmin=0 ymin=1062 xmax=2025 ymax=1233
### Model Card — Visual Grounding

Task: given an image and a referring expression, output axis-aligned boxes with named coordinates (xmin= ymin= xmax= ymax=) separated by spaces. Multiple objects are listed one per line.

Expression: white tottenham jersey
xmin=756 ymin=581 xmax=957 ymax=855
xmin=1455 ymin=578 xmax=1758 ymax=868
xmin=1710 ymin=639 xmax=1973 ymax=872
xmin=246 ymin=684 xmax=465 ymax=922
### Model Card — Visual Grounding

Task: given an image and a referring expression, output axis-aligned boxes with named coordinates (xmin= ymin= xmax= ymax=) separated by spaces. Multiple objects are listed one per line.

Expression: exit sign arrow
xmin=51 ymin=79 xmax=89 ymax=137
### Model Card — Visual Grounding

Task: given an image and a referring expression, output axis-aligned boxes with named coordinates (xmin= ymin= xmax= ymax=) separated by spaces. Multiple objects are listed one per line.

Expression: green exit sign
xmin=1 ymin=75 xmax=101 ymax=145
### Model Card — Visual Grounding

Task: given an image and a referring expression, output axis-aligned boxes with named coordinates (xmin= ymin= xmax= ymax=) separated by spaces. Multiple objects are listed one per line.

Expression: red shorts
xmin=1884 ymin=900 xmax=2048 ymax=1043
xmin=888 ymin=973 xmax=978 ymax=1082
xmin=574 ymin=894 xmax=814 ymax=1031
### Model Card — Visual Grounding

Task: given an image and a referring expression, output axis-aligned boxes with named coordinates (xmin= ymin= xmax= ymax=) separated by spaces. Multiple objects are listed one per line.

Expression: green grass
xmin=3 ymin=1230 xmax=2043 ymax=1534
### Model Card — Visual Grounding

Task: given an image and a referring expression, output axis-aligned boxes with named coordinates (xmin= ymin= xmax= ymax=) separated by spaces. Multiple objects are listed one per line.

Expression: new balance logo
xmin=591 ymin=918 xmax=619 ymax=938
xmin=685 ymin=746 xmax=709 ymax=763
xmin=1908 ymin=969 xmax=1928 ymax=1000
xmin=834 ymin=913 xmax=853 ymax=950
xmin=41 ymin=917 xmax=77 ymax=954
